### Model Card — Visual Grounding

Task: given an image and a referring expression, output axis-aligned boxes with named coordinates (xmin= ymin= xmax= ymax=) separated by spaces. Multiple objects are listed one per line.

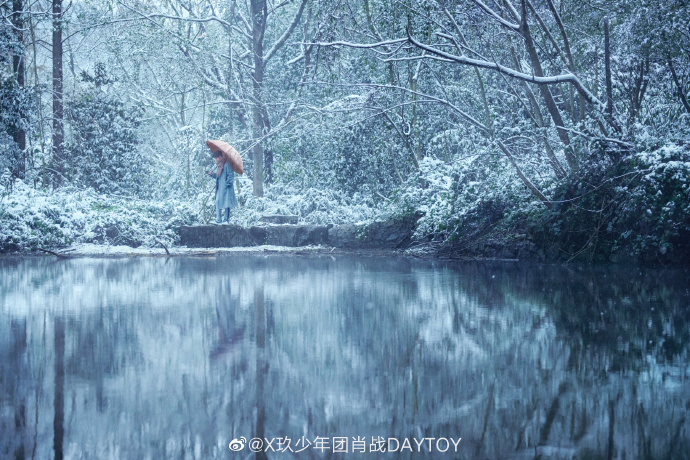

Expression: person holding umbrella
xmin=206 ymin=146 xmax=238 ymax=224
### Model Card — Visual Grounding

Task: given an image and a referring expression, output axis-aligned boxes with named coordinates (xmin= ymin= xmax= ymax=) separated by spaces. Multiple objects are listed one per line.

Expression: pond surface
xmin=1 ymin=254 xmax=689 ymax=459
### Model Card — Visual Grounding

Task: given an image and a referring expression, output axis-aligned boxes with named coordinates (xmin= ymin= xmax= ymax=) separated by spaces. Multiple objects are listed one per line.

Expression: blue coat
xmin=210 ymin=165 xmax=238 ymax=210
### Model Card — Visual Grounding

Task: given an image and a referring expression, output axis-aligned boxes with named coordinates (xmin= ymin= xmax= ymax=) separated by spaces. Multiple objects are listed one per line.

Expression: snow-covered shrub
xmin=0 ymin=174 xmax=395 ymax=253
xmin=226 ymin=180 xmax=382 ymax=227
xmin=65 ymin=65 xmax=148 ymax=195
xmin=0 ymin=180 xmax=198 ymax=252
xmin=397 ymin=156 xmax=456 ymax=239
xmin=0 ymin=168 xmax=11 ymax=198
xmin=393 ymin=145 xmax=534 ymax=244
xmin=545 ymin=140 xmax=690 ymax=262
xmin=621 ymin=142 xmax=690 ymax=259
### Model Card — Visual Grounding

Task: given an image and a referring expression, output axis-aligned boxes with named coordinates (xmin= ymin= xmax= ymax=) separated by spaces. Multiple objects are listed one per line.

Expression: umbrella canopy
xmin=206 ymin=140 xmax=244 ymax=175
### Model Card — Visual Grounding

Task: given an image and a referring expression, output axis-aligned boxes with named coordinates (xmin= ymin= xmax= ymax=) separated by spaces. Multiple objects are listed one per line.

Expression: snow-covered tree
xmin=0 ymin=0 xmax=32 ymax=181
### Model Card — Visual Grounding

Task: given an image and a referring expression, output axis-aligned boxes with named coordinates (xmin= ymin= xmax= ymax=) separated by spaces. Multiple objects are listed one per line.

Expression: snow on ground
xmin=57 ymin=243 xmax=332 ymax=257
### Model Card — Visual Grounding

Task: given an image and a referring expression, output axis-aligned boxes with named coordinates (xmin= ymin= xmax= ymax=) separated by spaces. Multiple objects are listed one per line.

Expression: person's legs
xmin=223 ymin=207 xmax=231 ymax=223
xmin=216 ymin=206 xmax=223 ymax=223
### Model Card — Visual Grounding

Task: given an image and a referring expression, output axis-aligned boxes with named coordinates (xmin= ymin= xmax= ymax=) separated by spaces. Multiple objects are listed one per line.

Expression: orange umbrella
xmin=206 ymin=140 xmax=243 ymax=175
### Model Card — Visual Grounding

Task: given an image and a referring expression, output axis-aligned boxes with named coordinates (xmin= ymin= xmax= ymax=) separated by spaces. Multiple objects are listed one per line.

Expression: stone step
xmin=259 ymin=214 xmax=299 ymax=225
xmin=178 ymin=214 xmax=421 ymax=249
xmin=178 ymin=224 xmax=327 ymax=248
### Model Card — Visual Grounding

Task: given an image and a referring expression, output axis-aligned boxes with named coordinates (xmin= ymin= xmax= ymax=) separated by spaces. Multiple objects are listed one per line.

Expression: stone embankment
xmin=178 ymin=214 xmax=421 ymax=250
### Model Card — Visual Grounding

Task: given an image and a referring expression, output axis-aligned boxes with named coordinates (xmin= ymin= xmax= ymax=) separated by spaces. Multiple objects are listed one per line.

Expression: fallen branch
xmin=37 ymin=248 xmax=70 ymax=258
xmin=156 ymin=239 xmax=171 ymax=256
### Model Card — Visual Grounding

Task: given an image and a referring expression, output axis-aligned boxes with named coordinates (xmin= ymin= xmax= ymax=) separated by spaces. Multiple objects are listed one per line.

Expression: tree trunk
xmin=509 ymin=43 xmax=566 ymax=179
xmin=604 ymin=17 xmax=613 ymax=120
xmin=52 ymin=0 xmax=65 ymax=187
xmin=520 ymin=0 xmax=576 ymax=171
xmin=628 ymin=59 xmax=649 ymax=126
xmin=11 ymin=0 xmax=26 ymax=179
xmin=250 ymin=0 xmax=267 ymax=197
xmin=668 ymin=57 xmax=690 ymax=113
xmin=261 ymin=105 xmax=273 ymax=184
xmin=409 ymin=26 xmax=431 ymax=164
xmin=29 ymin=13 xmax=47 ymax=188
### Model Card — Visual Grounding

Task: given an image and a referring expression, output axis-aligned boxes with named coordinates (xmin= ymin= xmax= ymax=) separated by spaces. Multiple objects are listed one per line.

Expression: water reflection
xmin=0 ymin=255 xmax=688 ymax=459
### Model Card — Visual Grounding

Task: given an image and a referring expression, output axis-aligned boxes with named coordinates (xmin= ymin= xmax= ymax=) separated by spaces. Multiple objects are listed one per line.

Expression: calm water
xmin=0 ymin=254 xmax=688 ymax=459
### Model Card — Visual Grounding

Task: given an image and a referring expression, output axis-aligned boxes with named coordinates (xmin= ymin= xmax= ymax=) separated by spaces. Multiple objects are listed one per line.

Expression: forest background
xmin=1 ymin=0 xmax=689 ymax=263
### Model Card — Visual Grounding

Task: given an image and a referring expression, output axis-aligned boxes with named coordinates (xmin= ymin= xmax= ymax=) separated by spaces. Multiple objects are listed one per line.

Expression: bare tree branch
xmin=497 ymin=141 xmax=552 ymax=208
xmin=305 ymin=37 xmax=407 ymax=49
xmin=263 ymin=0 xmax=308 ymax=64
xmin=545 ymin=0 xmax=575 ymax=71
xmin=668 ymin=56 xmax=690 ymax=113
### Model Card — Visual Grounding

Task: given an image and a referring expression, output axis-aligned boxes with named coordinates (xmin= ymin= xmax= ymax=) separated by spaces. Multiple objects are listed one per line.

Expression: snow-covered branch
xmin=469 ymin=0 xmax=520 ymax=31
xmin=304 ymin=38 xmax=407 ymax=49
xmin=406 ymin=29 xmax=604 ymax=109
xmin=114 ymin=0 xmax=235 ymax=31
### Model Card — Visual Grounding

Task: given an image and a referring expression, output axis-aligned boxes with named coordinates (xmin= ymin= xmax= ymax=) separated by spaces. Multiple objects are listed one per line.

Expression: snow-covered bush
xmin=545 ymin=140 xmax=690 ymax=262
xmin=226 ymin=179 xmax=383 ymax=227
xmin=65 ymin=65 xmax=148 ymax=195
xmin=0 ymin=180 xmax=198 ymax=252
xmin=0 ymin=171 xmax=396 ymax=252
xmin=620 ymin=142 xmax=690 ymax=258
xmin=153 ymin=125 xmax=216 ymax=200
xmin=333 ymin=122 xmax=402 ymax=197
xmin=393 ymin=147 xmax=536 ymax=244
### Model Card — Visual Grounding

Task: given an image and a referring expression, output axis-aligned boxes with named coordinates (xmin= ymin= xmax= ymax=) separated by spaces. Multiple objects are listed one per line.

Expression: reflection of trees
xmin=209 ymin=281 xmax=245 ymax=362
xmin=549 ymin=267 xmax=690 ymax=368
xmin=254 ymin=284 xmax=267 ymax=460
xmin=207 ymin=257 xmax=689 ymax=459
xmin=468 ymin=264 xmax=688 ymax=459
xmin=453 ymin=263 xmax=690 ymax=366
xmin=66 ymin=309 xmax=141 ymax=412
xmin=0 ymin=319 xmax=28 ymax=459
xmin=1 ymin=256 xmax=688 ymax=459
xmin=329 ymin=261 xmax=690 ymax=459
xmin=54 ymin=317 xmax=64 ymax=460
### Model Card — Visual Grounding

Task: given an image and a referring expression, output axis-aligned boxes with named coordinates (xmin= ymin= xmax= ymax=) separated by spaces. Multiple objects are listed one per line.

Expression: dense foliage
xmin=66 ymin=65 xmax=147 ymax=194
xmin=0 ymin=6 xmax=32 ymax=181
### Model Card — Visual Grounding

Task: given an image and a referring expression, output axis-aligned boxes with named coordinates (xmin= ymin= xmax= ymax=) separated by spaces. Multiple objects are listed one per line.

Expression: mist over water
xmin=1 ymin=255 xmax=689 ymax=459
